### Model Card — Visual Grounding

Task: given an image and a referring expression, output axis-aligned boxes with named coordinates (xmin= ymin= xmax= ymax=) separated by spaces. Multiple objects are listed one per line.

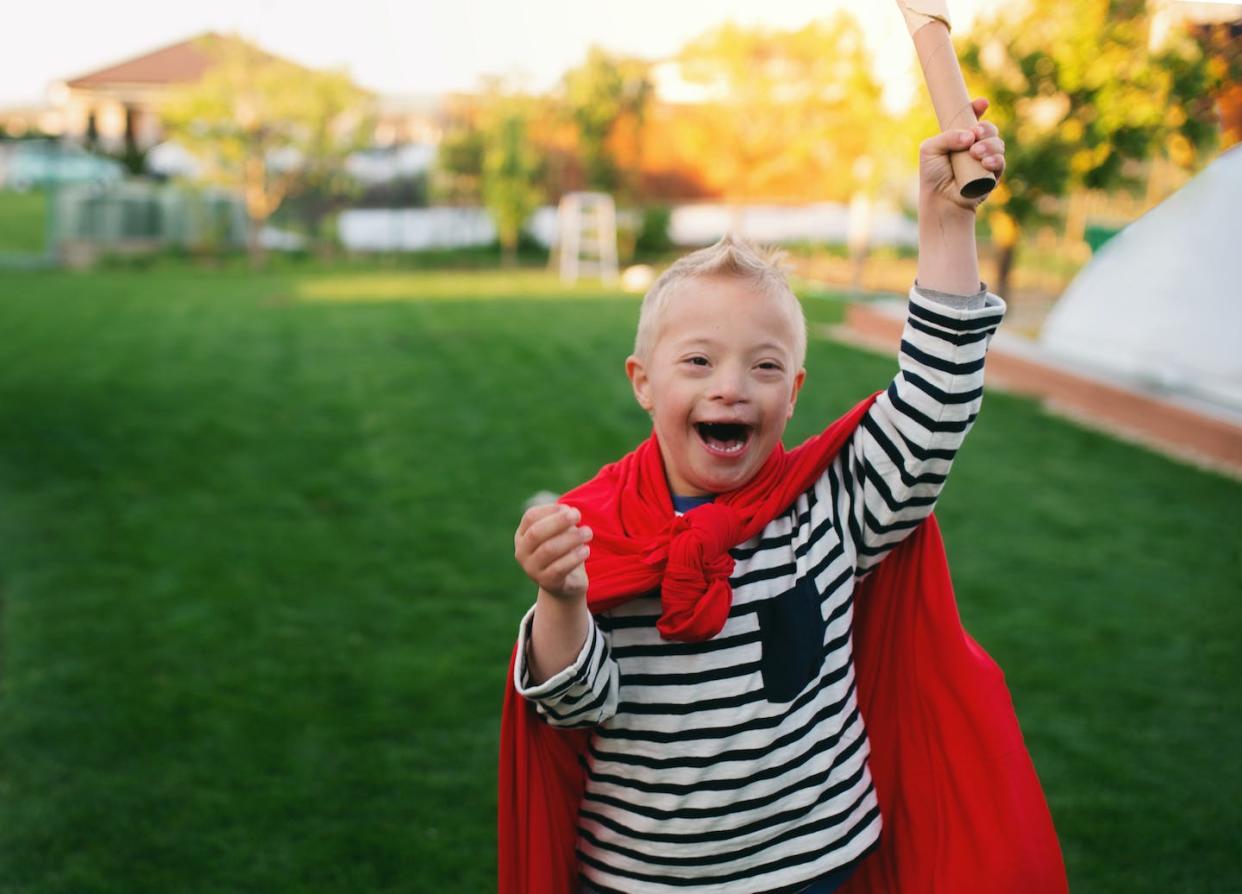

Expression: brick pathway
xmin=827 ymin=300 xmax=1242 ymax=479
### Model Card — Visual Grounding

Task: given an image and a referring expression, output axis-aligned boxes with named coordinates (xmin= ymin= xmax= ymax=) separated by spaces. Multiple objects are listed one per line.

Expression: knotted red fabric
xmin=569 ymin=394 xmax=879 ymax=640
xmin=498 ymin=392 xmax=1067 ymax=894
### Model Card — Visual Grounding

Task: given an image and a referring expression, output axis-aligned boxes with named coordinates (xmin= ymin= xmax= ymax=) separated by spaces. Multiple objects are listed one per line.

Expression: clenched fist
xmin=919 ymin=97 xmax=1006 ymax=215
xmin=514 ymin=503 xmax=592 ymax=602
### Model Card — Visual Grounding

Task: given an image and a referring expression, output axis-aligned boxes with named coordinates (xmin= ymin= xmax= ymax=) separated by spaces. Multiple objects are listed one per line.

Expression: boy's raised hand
xmin=919 ymin=96 xmax=1006 ymax=214
xmin=514 ymin=503 xmax=592 ymax=601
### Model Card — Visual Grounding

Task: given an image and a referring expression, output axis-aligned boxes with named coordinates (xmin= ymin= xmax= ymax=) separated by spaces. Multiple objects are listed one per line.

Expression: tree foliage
xmin=480 ymin=93 xmax=545 ymax=266
xmin=957 ymin=0 xmax=1225 ymax=291
xmin=661 ymin=15 xmax=887 ymax=205
xmin=432 ymin=124 xmax=486 ymax=206
xmin=161 ymin=35 xmax=373 ymax=258
xmin=560 ymin=48 xmax=653 ymax=195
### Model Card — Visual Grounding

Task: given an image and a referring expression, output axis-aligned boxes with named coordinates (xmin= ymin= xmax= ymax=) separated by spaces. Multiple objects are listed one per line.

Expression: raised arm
xmin=828 ymin=284 xmax=1004 ymax=577
xmin=916 ymin=96 xmax=1005 ymax=294
xmin=821 ymin=98 xmax=1008 ymax=575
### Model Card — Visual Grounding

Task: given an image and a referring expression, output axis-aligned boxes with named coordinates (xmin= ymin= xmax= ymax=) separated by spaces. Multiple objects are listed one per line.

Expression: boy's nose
xmin=708 ymin=369 xmax=748 ymax=403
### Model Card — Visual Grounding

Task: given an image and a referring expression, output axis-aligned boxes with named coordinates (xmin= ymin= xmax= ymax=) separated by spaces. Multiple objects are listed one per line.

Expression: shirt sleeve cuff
xmin=512 ymin=604 xmax=597 ymax=700
xmin=909 ymin=283 xmax=1006 ymax=323
xmin=912 ymin=279 xmax=990 ymax=311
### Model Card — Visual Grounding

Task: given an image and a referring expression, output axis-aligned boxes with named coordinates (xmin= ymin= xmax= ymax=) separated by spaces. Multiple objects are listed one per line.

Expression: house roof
xmin=64 ymin=32 xmax=275 ymax=90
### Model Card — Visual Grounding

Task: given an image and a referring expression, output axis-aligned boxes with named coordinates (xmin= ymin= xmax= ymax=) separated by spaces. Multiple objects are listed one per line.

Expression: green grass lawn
xmin=0 ymin=265 xmax=1238 ymax=892
xmin=0 ymin=189 xmax=49 ymax=256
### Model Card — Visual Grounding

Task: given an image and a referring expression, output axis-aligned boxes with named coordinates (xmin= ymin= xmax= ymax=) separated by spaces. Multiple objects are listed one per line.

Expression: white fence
xmin=667 ymin=203 xmax=917 ymax=247
xmin=337 ymin=202 xmax=918 ymax=252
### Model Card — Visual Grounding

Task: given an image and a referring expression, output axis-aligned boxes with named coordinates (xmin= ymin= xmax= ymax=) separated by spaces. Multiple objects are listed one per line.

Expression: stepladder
xmin=554 ymin=192 xmax=618 ymax=285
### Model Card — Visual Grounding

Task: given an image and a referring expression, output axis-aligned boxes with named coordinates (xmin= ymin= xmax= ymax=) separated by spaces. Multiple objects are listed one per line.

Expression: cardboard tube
xmin=898 ymin=0 xmax=952 ymax=35
xmin=898 ymin=1 xmax=997 ymax=199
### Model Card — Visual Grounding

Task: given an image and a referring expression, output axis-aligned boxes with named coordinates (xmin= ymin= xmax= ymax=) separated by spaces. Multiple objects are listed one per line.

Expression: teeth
xmin=695 ymin=422 xmax=750 ymax=456
xmin=704 ymin=438 xmax=745 ymax=455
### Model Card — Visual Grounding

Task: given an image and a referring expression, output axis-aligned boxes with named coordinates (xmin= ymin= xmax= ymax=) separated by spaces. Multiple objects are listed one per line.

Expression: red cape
xmin=498 ymin=395 xmax=1067 ymax=893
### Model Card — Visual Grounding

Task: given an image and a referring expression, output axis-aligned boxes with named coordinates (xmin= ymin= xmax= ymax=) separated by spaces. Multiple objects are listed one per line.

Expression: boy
xmin=502 ymin=100 xmax=1062 ymax=893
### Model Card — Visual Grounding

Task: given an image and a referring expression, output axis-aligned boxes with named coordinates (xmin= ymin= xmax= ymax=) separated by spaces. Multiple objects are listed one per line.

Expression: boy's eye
xmin=757 ymin=361 xmax=782 ymax=371
xmin=685 ymin=356 xmax=709 ymax=367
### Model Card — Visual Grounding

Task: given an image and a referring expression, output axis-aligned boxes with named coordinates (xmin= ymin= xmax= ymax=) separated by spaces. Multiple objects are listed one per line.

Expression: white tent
xmin=1039 ymin=145 xmax=1242 ymax=411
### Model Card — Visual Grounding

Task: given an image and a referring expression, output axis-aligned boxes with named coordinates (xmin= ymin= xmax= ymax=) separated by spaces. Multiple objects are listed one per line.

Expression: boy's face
xmin=626 ymin=275 xmax=806 ymax=497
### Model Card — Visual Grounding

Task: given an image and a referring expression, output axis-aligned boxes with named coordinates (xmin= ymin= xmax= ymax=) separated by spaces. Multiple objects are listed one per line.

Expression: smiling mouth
xmin=695 ymin=422 xmax=752 ymax=456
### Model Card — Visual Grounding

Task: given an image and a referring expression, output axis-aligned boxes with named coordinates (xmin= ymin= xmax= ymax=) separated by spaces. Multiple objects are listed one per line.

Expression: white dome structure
xmin=1039 ymin=146 xmax=1242 ymax=412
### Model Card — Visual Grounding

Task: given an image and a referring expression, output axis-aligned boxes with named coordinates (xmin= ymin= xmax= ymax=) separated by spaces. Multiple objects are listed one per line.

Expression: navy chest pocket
xmin=754 ymin=575 xmax=827 ymax=703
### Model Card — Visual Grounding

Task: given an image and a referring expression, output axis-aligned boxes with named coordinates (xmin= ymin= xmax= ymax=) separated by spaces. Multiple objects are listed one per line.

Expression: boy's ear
xmin=786 ymin=368 xmax=807 ymax=420
xmin=625 ymin=355 xmax=654 ymax=414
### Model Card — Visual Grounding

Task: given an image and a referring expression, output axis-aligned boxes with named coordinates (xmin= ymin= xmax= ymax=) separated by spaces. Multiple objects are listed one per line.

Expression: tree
xmin=161 ymin=35 xmax=373 ymax=261
xmin=561 ymin=48 xmax=653 ymax=195
xmin=480 ymin=93 xmax=545 ymax=267
xmin=432 ymin=125 xmax=486 ymax=206
xmin=430 ymin=86 xmax=551 ymax=264
xmin=957 ymin=0 xmax=1225 ymax=295
xmin=661 ymin=15 xmax=886 ymax=219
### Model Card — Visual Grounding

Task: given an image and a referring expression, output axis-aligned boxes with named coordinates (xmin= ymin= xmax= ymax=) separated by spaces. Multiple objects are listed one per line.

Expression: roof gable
xmin=65 ymin=33 xmax=277 ymax=89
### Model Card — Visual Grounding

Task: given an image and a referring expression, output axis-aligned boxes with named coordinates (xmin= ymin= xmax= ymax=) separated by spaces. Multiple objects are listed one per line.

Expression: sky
xmin=8 ymin=0 xmax=1006 ymax=109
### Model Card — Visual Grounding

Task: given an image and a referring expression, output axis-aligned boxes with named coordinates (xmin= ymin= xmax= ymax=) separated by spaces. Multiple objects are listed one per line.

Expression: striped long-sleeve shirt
xmin=514 ymin=285 xmax=1006 ymax=894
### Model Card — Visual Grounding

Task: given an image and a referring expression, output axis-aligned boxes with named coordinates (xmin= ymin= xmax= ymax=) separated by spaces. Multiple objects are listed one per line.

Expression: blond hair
xmin=633 ymin=233 xmax=807 ymax=367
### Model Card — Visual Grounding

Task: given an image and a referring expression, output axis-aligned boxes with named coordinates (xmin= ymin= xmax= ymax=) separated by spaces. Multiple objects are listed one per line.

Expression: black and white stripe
xmin=515 ymin=286 xmax=1004 ymax=894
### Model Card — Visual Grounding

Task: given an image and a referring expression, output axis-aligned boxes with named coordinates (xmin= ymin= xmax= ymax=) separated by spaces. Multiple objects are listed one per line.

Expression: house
xmin=48 ymin=33 xmax=253 ymax=155
xmin=34 ymin=33 xmax=443 ymax=163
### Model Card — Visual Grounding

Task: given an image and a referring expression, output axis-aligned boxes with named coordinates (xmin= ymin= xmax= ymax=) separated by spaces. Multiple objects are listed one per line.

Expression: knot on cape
xmin=656 ymin=502 xmax=743 ymax=642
